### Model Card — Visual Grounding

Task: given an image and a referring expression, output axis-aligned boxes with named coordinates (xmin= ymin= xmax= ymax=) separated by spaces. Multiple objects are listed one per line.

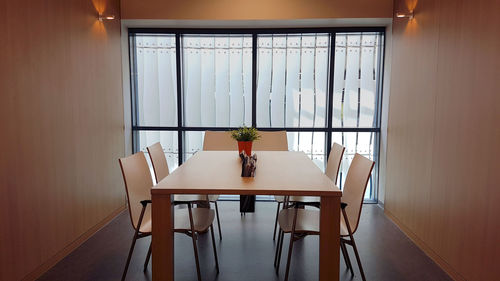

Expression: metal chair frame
xmin=274 ymin=202 xmax=366 ymax=281
xmin=121 ymin=199 xmax=219 ymax=281
xmin=273 ymin=143 xmax=345 ymax=240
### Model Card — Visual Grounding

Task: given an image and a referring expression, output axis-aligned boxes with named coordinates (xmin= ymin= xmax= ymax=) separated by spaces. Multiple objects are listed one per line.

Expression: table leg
xmin=152 ymin=194 xmax=174 ymax=281
xmin=320 ymin=195 xmax=340 ymax=281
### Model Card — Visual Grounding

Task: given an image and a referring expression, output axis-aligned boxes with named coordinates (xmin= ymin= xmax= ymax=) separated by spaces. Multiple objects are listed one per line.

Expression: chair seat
xmin=274 ymin=195 xmax=285 ymax=203
xmin=174 ymin=194 xmax=219 ymax=202
xmin=290 ymin=196 xmax=320 ymax=203
xmin=138 ymin=208 xmax=215 ymax=234
xmin=278 ymin=209 xmax=349 ymax=236
xmin=174 ymin=208 xmax=215 ymax=232
xmin=278 ymin=209 xmax=320 ymax=234
xmin=139 ymin=219 xmax=152 ymax=234
xmin=208 ymin=194 xmax=219 ymax=202
xmin=274 ymin=195 xmax=320 ymax=203
xmin=174 ymin=194 xmax=209 ymax=202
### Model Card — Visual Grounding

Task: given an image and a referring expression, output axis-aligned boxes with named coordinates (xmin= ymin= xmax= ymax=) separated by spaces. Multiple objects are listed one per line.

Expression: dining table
xmin=151 ymin=150 xmax=342 ymax=281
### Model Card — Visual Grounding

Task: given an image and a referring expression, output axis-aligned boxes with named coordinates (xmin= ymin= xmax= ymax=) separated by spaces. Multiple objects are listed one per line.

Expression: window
xmin=256 ymin=33 xmax=330 ymax=128
xmin=129 ymin=28 xmax=384 ymax=201
xmin=182 ymin=35 xmax=252 ymax=127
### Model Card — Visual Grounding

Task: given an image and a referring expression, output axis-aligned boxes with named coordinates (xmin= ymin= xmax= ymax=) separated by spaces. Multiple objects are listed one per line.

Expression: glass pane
xmin=332 ymin=132 xmax=377 ymax=199
xmin=183 ymin=131 xmax=204 ymax=161
xmin=134 ymin=34 xmax=178 ymax=127
xmin=257 ymin=34 xmax=330 ymax=128
xmin=287 ymin=132 xmax=326 ymax=170
xmin=332 ymin=32 xmax=383 ymax=128
xmin=182 ymin=35 xmax=252 ymax=127
xmin=137 ymin=131 xmax=179 ymax=172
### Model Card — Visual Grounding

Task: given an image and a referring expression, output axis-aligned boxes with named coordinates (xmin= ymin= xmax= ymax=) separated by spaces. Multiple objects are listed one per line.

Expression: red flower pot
xmin=237 ymin=141 xmax=253 ymax=156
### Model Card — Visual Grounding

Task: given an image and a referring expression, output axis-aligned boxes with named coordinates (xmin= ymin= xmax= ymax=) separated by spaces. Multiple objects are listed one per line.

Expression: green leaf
xmin=230 ymin=126 xmax=261 ymax=142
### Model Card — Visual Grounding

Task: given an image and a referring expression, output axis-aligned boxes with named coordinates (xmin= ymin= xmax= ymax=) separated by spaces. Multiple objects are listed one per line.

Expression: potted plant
xmin=230 ymin=127 xmax=261 ymax=156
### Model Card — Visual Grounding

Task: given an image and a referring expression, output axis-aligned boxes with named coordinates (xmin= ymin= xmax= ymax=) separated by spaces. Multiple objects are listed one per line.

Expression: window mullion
xmin=251 ymin=33 xmax=257 ymax=128
xmin=129 ymin=33 xmax=140 ymax=153
xmin=175 ymin=33 xmax=183 ymax=166
xmin=326 ymin=33 xmax=336 ymax=162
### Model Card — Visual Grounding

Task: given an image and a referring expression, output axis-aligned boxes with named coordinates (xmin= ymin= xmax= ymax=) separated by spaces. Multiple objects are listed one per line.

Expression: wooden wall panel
xmin=385 ymin=0 xmax=440 ymax=234
xmin=121 ymin=0 xmax=393 ymax=20
xmin=0 ymin=0 xmax=125 ymax=280
xmin=386 ymin=0 xmax=500 ymax=280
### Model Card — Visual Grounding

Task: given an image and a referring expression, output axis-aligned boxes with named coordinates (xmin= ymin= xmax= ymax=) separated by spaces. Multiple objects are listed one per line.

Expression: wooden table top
xmin=152 ymin=151 xmax=341 ymax=197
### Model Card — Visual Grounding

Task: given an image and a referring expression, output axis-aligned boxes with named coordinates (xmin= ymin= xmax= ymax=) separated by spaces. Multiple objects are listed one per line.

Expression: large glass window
xmin=129 ymin=29 xmax=384 ymax=202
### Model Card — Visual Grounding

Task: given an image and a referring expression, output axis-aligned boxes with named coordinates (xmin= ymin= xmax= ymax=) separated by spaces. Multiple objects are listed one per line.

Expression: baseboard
xmin=22 ymin=205 xmax=127 ymax=281
xmin=377 ymin=201 xmax=385 ymax=209
xmin=384 ymin=209 xmax=465 ymax=281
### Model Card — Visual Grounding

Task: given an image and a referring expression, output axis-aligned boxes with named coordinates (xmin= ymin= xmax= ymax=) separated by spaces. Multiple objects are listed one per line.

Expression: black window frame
xmin=128 ymin=27 xmax=386 ymax=202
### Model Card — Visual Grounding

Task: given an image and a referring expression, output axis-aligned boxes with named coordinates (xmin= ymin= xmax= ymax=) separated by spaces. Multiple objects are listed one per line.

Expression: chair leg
xmin=349 ymin=237 xmax=366 ymax=281
xmin=143 ymin=241 xmax=152 ymax=272
xmin=284 ymin=207 xmax=298 ymax=281
xmin=214 ymin=201 xmax=222 ymax=240
xmin=274 ymin=228 xmax=281 ymax=267
xmin=210 ymin=224 xmax=220 ymax=273
xmin=188 ymin=204 xmax=202 ymax=281
xmin=121 ymin=233 xmax=139 ymax=281
xmin=274 ymin=229 xmax=280 ymax=266
xmin=122 ymin=204 xmax=147 ymax=281
xmin=342 ymin=208 xmax=366 ymax=281
xmin=340 ymin=241 xmax=353 ymax=275
xmin=283 ymin=234 xmax=295 ymax=281
xmin=276 ymin=231 xmax=285 ymax=272
xmin=191 ymin=232 xmax=202 ymax=281
xmin=273 ymin=202 xmax=281 ymax=240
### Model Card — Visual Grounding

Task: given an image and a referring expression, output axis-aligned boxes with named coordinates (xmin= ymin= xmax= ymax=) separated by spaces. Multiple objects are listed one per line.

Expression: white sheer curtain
xmin=332 ymin=33 xmax=381 ymax=197
xmin=256 ymin=34 xmax=329 ymax=128
xmin=182 ymin=35 xmax=252 ymax=127
xmin=135 ymin=35 xmax=178 ymax=170
xmin=332 ymin=33 xmax=379 ymax=128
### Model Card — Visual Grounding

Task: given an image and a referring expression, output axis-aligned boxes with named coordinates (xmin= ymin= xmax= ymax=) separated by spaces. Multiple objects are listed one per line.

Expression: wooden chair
xmin=275 ymin=153 xmax=374 ymax=281
xmin=273 ymin=143 xmax=345 ymax=240
xmin=253 ymin=130 xmax=288 ymax=151
xmin=119 ymin=151 xmax=219 ymax=281
xmin=146 ymin=142 xmax=222 ymax=240
xmin=202 ymin=131 xmax=237 ymax=151
xmin=203 ymin=130 xmax=288 ymax=152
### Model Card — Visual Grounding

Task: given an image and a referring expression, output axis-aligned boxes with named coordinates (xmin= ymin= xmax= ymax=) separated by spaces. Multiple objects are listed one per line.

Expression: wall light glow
xmin=98 ymin=14 xmax=115 ymax=21
xmin=396 ymin=11 xmax=414 ymax=20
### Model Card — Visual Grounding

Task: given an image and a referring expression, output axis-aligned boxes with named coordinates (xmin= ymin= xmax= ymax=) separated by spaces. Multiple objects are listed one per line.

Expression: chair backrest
xmin=203 ymin=131 xmax=236 ymax=151
xmin=342 ymin=153 xmax=375 ymax=234
xmin=203 ymin=130 xmax=288 ymax=151
xmin=119 ymin=152 xmax=153 ymax=231
xmin=146 ymin=142 xmax=169 ymax=183
xmin=325 ymin=143 xmax=345 ymax=184
xmin=253 ymin=131 xmax=288 ymax=151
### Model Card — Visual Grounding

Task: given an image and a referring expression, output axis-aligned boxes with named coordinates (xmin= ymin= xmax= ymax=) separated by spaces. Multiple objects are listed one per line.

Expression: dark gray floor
xmin=38 ymin=202 xmax=452 ymax=281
